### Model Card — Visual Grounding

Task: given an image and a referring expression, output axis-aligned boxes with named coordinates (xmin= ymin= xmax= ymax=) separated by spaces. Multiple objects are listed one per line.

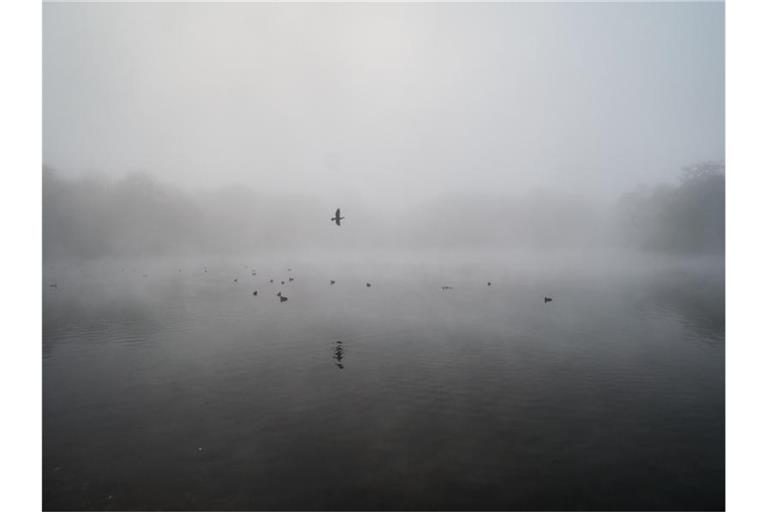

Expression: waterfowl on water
xmin=544 ymin=297 xmax=553 ymax=303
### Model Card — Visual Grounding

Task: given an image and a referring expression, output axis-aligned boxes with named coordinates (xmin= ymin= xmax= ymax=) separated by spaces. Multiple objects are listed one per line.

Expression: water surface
xmin=43 ymin=252 xmax=724 ymax=510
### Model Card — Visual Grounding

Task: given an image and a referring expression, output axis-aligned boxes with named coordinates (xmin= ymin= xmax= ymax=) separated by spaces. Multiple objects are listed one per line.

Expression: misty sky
xmin=43 ymin=2 xmax=724 ymax=205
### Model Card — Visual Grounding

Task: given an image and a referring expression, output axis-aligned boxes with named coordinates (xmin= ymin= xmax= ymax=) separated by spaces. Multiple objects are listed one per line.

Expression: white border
xmin=725 ymin=1 xmax=768 ymax=511
xmin=0 ymin=1 xmax=42 ymax=511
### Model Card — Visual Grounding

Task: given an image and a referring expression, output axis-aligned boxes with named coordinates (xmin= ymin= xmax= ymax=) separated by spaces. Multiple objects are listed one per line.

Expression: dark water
xmin=43 ymin=252 xmax=724 ymax=510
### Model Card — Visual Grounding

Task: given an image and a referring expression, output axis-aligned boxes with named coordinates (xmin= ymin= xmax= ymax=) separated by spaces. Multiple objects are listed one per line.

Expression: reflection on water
xmin=644 ymin=270 xmax=725 ymax=344
xmin=333 ymin=341 xmax=345 ymax=369
xmin=42 ymin=253 xmax=724 ymax=510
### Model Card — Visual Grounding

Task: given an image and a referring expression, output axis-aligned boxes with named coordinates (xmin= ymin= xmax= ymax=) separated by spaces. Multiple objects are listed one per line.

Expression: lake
xmin=43 ymin=251 xmax=724 ymax=510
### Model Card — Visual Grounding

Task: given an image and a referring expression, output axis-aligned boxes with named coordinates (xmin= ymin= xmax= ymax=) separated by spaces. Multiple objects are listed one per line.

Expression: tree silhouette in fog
xmin=617 ymin=161 xmax=724 ymax=254
xmin=43 ymin=162 xmax=724 ymax=260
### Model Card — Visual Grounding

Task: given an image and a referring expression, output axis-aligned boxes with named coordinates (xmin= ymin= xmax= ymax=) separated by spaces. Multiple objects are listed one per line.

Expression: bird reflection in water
xmin=332 ymin=341 xmax=344 ymax=369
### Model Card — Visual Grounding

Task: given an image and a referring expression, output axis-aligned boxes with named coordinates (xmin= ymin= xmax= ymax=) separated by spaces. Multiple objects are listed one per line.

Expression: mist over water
xmin=42 ymin=2 xmax=724 ymax=510
xmin=43 ymin=252 xmax=723 ymax=510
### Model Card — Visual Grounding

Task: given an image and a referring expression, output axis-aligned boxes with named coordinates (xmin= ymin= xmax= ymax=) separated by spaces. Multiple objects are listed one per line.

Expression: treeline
xmin=44 ymin=169 xmax=206 ymax=260
xmin=43 ymin=162 xmax=724 ymax=260
xmin=43 ymin=168 xmax=334 ymax=260
xmin=616 ymin=162 xmax=724 ymax=254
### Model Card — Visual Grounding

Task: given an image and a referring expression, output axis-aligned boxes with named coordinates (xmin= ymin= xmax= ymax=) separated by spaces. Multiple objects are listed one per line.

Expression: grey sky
xmin=43 ymin=2 xmax=724 ymax=205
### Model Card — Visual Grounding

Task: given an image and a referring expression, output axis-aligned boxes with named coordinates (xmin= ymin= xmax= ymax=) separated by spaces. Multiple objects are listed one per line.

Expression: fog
xmin=42 ymin=2 xmax=724 ymax=261
xmin=42 ymin=4 xmax=726 ymax=510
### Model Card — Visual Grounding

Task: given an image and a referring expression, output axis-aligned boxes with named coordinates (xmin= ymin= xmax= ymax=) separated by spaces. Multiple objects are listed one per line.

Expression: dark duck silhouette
xmin=487 ymin=281 xmax=492 ymax=287
xmin=366 ymin=282 xmax=372 ymax=288
xmin=331 ymin=208 xmax=345 ymax=226
xmin=544 ymin=297 xmax=553 ymax=303
xmin=288 ymin=277 xmax=294 ymax=282
xmin=49 ymin=283 xmax=57 ymax=289
xmin=330 ymin=280 xmax=335 ymax=285
xmin=441 ymin=286 xmax=453 ymax=291
xmin=252 ymin=290 xmax=258 ymax=296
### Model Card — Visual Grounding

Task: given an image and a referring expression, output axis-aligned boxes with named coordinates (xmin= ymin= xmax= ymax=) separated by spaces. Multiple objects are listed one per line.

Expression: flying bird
xmin=331 ymin=208 xmax=345 ymax=226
